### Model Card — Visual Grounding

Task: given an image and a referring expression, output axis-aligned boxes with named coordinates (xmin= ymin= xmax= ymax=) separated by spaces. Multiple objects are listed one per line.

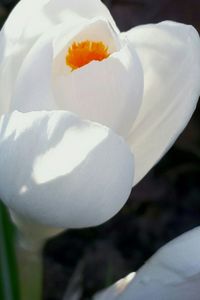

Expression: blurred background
xmin=0 ymin=1 xmax=199 ymax=299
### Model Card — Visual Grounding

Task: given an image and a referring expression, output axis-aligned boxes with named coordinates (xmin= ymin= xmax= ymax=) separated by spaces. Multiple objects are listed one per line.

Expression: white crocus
xmin=0 ymin=0 xmax=199 ymax=230
xmin=93 ymin=227 xmax=200 ymax=300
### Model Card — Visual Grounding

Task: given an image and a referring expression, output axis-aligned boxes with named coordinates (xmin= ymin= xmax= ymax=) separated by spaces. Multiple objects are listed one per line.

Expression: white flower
xmin=93 ymin=227 xmax=200 ymax=300
xmin=0 ymin=0 xmax=199 ymax=229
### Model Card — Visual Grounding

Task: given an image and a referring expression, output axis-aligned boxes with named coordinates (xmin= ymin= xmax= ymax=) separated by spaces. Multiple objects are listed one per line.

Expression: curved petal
xmin=93 ymin=227 xmax=200 ymax=300
xmin=12 ymin=18 xmax=143 ymax=137
xmin=53 ymin=17 xmax=143 ymax=137
xmin=0 ymin=111 xmax=134 ymax=228
xmin=3 ymin=0 xmax=117 ymax=42
xmin=43 ymin=0 xmax=118 ymax=31
xmin=0 ymin=0 xmax=49 ymax=115
xmin=124 ymin=21 xmax=200 ymax=185
xmin=10 ymin=30 xmax=58 ymax=112
xmin=0 ymin=0 xmax=117 ymax=114
xmin=54 ymin=44 xmax=143 ymax=137
xmin=53 ymin=17 xmax=121 ymax=75
xmin=123 ymin=226 xmax=200 ymax=300
xmin=93 ymin=273 xmax=136 ymax=300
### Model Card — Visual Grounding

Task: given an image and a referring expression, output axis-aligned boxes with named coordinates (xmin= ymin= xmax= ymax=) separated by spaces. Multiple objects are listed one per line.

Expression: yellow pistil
xmin=66 ymin=40 xmax=110 ymax=71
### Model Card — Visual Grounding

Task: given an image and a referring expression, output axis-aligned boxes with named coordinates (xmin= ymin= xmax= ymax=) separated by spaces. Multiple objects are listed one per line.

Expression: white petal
xmin=53 ymin=18 xmax=143 ymax=137
xmin=0 ymin=1 xmax=49 ymax=115
xmin=93 ymin=273 xmax=136 ymax=300
xmin=0 ymin=0 xmax=117 ymax=114
xmin=0 ymin=111 xmax=134 ymax=228
xmin=125 ymin=21 xmax=200 ymax=185
xmin=10 ymin=31 xmax=58 ymax=112
xmin=93 ymin=227 xmax=200 ymax=300
xmin=53 ymin=17 xmax=121 ymax=75
xmin=2 ymin=0 xmax=116 ymax=43
xmin=121 ymin=227 xmax=200 ymax=300
xmin=12 ymin=17 xmax=143 ymax=137
xmin=42 ymin=0 xmax=118 ymax=31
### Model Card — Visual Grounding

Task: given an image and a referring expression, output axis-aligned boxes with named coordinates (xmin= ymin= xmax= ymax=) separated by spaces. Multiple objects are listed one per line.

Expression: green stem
xmin=10 ymin=211 xmax=63 ymax=300
xmin=0 ymin=202 xmax=20 ymax=300
xmin=16 ymin=235 xmax=44 ymax=300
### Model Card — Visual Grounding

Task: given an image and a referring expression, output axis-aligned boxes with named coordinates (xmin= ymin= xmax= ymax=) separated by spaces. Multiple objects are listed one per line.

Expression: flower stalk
xmin=11 ymin=212 xmax=63 ymax=300
xmin=16 ymin=233 xmax=44 ymax=300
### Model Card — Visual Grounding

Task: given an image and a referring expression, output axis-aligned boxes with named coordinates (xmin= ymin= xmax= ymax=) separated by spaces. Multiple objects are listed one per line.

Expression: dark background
xmin=0 ymin=1 xmax=200 ymax=299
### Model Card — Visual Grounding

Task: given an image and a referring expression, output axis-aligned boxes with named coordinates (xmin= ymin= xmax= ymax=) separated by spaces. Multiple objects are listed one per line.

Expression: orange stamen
xmin=66 ymin=40 xmax=110 ymax=71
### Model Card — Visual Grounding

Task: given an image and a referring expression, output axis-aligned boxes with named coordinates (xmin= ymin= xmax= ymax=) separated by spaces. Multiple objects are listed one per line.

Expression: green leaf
xmin=0 ymin=201 xmax=20 ymax=300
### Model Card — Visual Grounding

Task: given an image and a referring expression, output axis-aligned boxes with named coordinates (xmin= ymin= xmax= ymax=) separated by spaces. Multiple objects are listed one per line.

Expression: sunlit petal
xmin=125 ymin=21 xmax=200 ymax=185
xmin=93 ymin=227 xmax=200 ymax=300
xmin=120 ymin=227 xmax=200 ymax=300
xmin=53 ymin=18 xmax=143 ymax=137
xmin=0 ymin=111 xmax=134 ymax=228
xmin=0 ymin=0 xmax=117 ymax=115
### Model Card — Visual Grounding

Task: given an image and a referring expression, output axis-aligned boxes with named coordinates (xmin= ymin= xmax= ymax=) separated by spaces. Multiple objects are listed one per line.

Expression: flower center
xmin=66 ymin=40 xmax=110 ymax=71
